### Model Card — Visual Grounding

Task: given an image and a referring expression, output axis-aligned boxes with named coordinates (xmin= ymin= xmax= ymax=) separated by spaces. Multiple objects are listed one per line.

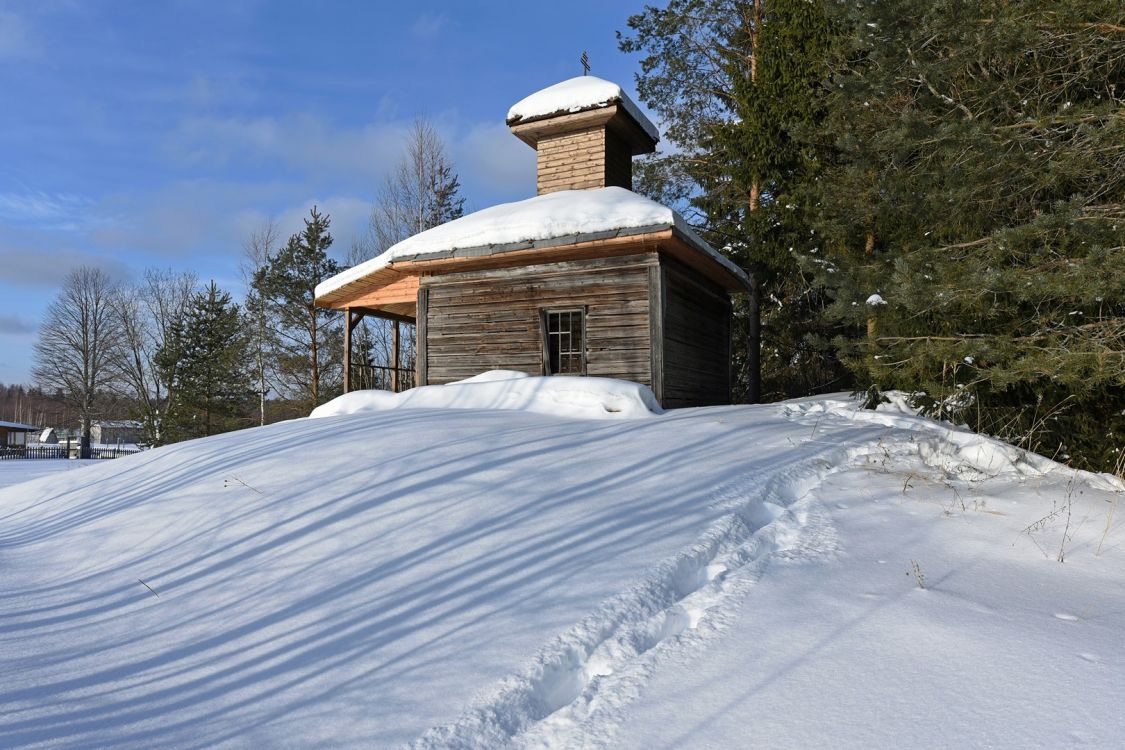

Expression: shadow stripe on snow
xmin=410 ymin=440 xmax=856 ymax=750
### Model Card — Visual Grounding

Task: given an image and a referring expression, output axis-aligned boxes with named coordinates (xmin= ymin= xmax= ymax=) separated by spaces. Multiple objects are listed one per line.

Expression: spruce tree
xmin=811 ymin=0 xmax=1125 ymax=471
xmin=252 ymin=206 xmax=343 ymax=409
xmin=156 ymin=281 xmax=253 ymax=440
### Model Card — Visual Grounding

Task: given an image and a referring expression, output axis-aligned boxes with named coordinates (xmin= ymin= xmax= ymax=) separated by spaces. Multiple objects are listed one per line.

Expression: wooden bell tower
xmin=506 ymin=84 xmax=658 ymax=195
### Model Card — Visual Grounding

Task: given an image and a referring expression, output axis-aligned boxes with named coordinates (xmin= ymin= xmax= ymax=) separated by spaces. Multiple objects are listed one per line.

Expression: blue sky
xmin=0 ymin=0 xmax=656 ymax=384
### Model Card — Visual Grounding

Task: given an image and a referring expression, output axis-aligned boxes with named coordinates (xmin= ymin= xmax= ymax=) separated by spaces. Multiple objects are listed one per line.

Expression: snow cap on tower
xmin=506 ymin=76 xmax=659 ymax=195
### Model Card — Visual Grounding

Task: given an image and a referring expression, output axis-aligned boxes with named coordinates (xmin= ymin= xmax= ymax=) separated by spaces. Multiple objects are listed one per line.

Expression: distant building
xmin=38 ymin=427 xmax=59 ymax=444
xmin=0 ymin=420 xmax=40 ymax=447
xmin=91 ymin=420 xmax=143 ymax=445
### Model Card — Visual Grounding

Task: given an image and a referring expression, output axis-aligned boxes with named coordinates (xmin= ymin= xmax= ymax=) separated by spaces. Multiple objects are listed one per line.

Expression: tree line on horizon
xmin=29 ymin=120 xmax=464 ymax=451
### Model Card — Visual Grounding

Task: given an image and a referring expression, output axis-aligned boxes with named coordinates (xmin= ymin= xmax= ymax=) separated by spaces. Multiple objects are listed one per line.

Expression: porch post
xmin=391 ymin=320 xmax=401 ymax=392
xmin=344 ymin=309 xmax=365 ymax=393
xmin=343 ymin=307 xmax=352 ymax=394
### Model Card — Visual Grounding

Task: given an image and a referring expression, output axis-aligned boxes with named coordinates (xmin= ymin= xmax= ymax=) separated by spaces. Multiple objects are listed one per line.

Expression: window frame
xmin=540 ymin=307 xmax=588 ymax=376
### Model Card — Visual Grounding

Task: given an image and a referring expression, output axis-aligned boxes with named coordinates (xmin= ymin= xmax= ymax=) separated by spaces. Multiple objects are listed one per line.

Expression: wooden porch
xmin=342 ymin=306 xmax=416 ymax=394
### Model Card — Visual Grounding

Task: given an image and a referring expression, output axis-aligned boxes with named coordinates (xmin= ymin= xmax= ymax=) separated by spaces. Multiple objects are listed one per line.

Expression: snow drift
xmin=310 ymin=371 xmax=663 ymax=421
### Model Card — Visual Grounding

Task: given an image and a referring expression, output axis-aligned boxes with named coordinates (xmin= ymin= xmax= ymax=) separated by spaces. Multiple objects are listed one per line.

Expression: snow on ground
xmin=1 ymin=379 xmax=1122 ymax=749
xmin=0 ymin=460 xmax=87 ymax=490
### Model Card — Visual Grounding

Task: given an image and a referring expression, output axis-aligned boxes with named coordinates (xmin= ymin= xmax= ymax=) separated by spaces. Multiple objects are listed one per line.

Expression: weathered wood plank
xmin=430 ymin=274 xmax=651 ymax=297
xmin=537 ymin=159 xmax=606 ymax=177
xmin=422 ymin=257 xmax=652 ymax=387
xmin=416 ymin=287 xmax=429 ymax=386
xmin=660 ymin=256 xmax=731 ymax=405
xmin=343 ymin=308 xmax=352 ymax=393
xmin=430 ymin=289 xmax=650 ymax=312
xmin=421 ymin=253 xmax=657 ymax=284
xmin=429 ymin=279 xmax=651 ymax=305
xmin=648 ymin=264 xmax=664 ymax=405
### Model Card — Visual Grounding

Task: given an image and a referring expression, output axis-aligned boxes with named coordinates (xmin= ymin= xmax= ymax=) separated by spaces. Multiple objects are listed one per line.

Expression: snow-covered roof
xmin=0 ymin=420 xmax=38 ymax=431
xmin=507 ymin=76 xmax=660 ymax=143
xmin=315 ymin=187 xmax=749 ymax=300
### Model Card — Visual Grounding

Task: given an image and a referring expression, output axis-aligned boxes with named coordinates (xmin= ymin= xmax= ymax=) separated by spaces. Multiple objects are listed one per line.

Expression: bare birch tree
xmin=115 ymin=268 xmax=197 ymax=444
xmin=349 ymin=118 xmax=463 ymax=387
xmin=358 ymin=117 xmax=465 ymax=257
xmin=241 ymin=220 xmax=280 ymax=425
xmin=33 ymin=266 xmax=122 ymax=456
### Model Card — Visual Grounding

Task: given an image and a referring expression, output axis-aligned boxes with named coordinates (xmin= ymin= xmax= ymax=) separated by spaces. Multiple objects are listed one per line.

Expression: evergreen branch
xmin=905 ymin=47 xmax=975 ymax=121
xmin=1079 ymin=23 xmax=1125 ymax=34
xmin=935 ymin=237 xmax=992 ymax=251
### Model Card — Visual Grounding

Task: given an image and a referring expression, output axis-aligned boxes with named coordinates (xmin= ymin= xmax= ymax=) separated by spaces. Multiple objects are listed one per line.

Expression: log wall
xmin=536 ymin=127 xmax=632 ymax=194
xmin=659 ymin=258 xmax=732 ymax=407
xmin=419 ymin=254 xmax=657 ymax=385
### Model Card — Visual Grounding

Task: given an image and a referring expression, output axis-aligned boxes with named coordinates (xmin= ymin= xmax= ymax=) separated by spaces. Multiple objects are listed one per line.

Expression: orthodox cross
xmin=580 ymin=51 xmax=590 ymax=76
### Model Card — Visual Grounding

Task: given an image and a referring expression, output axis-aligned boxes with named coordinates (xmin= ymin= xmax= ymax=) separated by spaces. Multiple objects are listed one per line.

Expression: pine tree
xmin=621 ymin=0 xmax=842 ymax=401
xmin=811 ymin=0 xmax=1125 ymax=471
xmin=252 ymin=206 xmax=343 ymax=409
xmin=156 ymin=281 xmax=253 ymax=441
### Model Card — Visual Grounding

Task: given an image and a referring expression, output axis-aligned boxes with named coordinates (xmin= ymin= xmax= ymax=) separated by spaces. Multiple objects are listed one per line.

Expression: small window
xmin=542 ymin=309 xmax=586 ymax=375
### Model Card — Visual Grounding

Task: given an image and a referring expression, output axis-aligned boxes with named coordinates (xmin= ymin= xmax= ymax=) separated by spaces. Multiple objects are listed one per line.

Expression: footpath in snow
xmin=0 ymin=374 xmax=1121 ymax=748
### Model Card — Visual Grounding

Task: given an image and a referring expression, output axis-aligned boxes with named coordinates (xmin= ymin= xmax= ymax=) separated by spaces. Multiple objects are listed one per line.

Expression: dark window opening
xmin=543 ymin=309 xmax=586 ymax=375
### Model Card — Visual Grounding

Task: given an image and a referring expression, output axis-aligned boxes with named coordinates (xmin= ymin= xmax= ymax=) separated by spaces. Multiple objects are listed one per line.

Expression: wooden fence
xmin=0 ymin=445 xmax=143 ymax=460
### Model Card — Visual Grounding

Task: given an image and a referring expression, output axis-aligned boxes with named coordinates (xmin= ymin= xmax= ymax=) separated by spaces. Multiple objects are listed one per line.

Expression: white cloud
xmin=68 ymin=180 xmax=373 ymax=270
xmin=87 ymin=179 xmax=297 ymax=258
xmin=0 ymin=190 xmax=118 ymax=233
xmin=0 ymin=9 xmax=38 ymax=60
xmin=167 ymin=114 xmax=414 ymax=189
xmin=273 ymin=195 xmax=372 ymax=261
xmin=164 ymin=110 xmax=541 ymax=207
xmin=0 ymin=314 xmax=35 ymax=335
xmin=411 ymin=12 xmax=451 ymax=40
xmin=0 ymin=245 xmax=132 ymax=288
xmin=456 ymin=123 xmax=536 ymax=200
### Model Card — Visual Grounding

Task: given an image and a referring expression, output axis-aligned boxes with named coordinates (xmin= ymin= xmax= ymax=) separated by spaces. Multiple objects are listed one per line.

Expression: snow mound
xmin=784 ymin=392 xmax=1125 ymax=491
xmin=3 ymin=391 xmax=1124 ymax=748
xmin=310 ymin=371 xmax=663 ymax=421
xmin=506 ymin=75 xmax=660 ymax=142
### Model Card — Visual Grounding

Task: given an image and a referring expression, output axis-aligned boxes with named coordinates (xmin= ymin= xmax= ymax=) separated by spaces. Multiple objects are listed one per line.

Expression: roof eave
xmin=315 ymin=223 xmax=749 ymax=312
xmin=669 ymin=218 xmax=752 ymax=293
xmin=507 ymin=103 xmax=658 ymax=155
